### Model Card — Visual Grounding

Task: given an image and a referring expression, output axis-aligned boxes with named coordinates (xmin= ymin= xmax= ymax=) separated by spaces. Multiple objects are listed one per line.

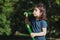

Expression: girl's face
xmin=33 ymin=7 xmax=42 ymax=18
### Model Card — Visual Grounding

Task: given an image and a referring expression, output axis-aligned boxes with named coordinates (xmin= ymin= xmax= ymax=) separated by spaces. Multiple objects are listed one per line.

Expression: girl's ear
xmin=40 ymin=11 xmax=43 ymax=15
xmin=40 ymin=12 xmax=43 ymax=17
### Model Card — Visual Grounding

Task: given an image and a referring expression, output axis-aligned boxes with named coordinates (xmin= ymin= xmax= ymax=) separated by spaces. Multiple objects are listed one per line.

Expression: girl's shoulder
xmin=41 ymin=20 xmax=47 ymax=23
xmin=41 ymin=20 xmax=47 ymax=28
xmin=41 ymin=20 xmax=47 ymax=25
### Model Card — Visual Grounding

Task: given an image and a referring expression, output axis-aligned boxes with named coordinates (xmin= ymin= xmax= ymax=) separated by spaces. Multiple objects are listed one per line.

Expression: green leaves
xmin=0 ymin=28 xmax=4 ymax=35
xmin=3 ymin=6 xmax=14 ymax=13
xmin=56 ymin=0 xmax=60 ymax=4
xmin=0 ymin=0 xmax=3 ymax=4
xmin=51 ymin=15 xmax=60 ymax=21
xmin=0 ymin=0 xmax=19 ymax=36
xmin=0 ymin=0 xmax=60 ymax=39
xmin=4 ymin=25 xmax=11 ymax=35
xmin=0 ymin=14 xmax=11 ymax=35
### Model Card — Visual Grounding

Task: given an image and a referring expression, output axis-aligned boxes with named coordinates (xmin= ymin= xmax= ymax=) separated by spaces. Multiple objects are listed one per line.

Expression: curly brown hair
xmin=34 ymin=3 xmax=47 ymax=20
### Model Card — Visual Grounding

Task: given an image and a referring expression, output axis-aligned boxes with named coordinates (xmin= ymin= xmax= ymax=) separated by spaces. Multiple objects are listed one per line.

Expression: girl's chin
xmin=34 ymin=15 xmax=36 ymax=16
xmin=34 ymin=15 xmax=38 ymax=17
xmin=34 ymin=15 xmax=40 ymax=18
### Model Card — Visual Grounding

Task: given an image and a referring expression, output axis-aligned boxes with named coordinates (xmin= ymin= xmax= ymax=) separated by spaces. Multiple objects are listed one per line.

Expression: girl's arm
xmin=30 ymin=28 xmax=47 ymax=37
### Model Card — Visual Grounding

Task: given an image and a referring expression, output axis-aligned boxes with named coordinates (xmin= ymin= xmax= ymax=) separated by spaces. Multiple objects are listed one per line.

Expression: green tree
xmin=0 ymin=0 xmax=60 ymax=40
xmin=0 ymin=0 xmax=18 ymax=35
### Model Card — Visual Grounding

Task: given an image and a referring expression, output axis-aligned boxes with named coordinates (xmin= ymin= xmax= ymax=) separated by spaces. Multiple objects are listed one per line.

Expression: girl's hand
xmin=30 ymin=33 xmax=36 ymax=38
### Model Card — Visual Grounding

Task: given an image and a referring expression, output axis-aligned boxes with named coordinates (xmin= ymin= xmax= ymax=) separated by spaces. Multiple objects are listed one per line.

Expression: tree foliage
xmin=0 ymin=0 xmax=60 ymax=40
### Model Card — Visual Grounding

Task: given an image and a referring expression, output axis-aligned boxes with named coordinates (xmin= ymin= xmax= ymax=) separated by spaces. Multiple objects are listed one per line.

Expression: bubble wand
xmin=24 ymin=12 xmax=35 ymax=40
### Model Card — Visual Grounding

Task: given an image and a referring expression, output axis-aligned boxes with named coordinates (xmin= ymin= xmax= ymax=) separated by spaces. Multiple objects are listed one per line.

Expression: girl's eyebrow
xmin=34 ymin=9 xmax=36 ymax=10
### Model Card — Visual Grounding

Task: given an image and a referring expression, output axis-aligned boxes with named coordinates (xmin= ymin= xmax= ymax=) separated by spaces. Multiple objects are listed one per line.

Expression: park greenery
xmin=0 ymin=0 xmax=60 ymax=40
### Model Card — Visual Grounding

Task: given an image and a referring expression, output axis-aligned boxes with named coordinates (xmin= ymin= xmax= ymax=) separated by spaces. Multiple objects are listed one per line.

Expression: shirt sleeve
xmin=41 ymin=20 xmax=47 ymax=28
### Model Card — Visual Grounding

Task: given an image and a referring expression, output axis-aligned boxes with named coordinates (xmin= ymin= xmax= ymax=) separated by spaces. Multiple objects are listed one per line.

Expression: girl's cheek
xmin=34 ymin=13 xmax=36 ymax=16
xmin=39 ymin=13 xmax=43 ymax=16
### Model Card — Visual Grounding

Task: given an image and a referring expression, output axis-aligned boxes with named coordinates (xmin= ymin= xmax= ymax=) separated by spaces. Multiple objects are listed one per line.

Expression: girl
xmin=25 ymin=3 xmax=47 ymax=40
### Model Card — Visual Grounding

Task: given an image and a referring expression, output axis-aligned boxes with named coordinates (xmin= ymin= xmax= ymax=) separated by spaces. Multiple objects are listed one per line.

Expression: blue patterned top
xmin=30 ymin=19 xmax=47 ymax=40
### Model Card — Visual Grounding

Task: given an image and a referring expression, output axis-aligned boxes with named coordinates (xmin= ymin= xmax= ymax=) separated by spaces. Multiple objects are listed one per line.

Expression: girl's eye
xmin=34 ymin=9 xmax=37 ymax=11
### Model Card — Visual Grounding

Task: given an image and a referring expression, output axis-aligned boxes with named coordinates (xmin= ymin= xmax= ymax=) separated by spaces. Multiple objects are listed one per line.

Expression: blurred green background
xmin=0 ymin=0 xmax=60 ymax=40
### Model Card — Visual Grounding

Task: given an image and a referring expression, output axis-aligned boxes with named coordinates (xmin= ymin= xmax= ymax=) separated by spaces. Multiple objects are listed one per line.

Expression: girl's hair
xmin=34 ymin=3 xmax=47 ymax=20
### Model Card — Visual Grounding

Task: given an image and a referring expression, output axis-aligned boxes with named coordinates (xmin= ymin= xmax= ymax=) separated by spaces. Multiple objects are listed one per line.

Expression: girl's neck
xmin=36 ymin=17 xmax=41 ymax=20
